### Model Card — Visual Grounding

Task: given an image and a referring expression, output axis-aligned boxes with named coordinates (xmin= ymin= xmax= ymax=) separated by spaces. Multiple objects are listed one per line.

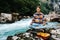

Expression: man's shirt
xmin=32 ymin=12 xmax=44 ymax=24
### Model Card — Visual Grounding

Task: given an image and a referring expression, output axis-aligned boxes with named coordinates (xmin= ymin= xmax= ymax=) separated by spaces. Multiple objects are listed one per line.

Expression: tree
xmin=0 ymin=0 xmax=52 ymax=15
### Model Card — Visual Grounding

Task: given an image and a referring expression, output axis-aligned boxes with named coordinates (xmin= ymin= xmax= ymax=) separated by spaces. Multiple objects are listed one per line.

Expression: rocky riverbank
xmin=6 ymin=28 xmax=59 ymax=40
xmin=0 ymin=13 xmax=32 ymax=24
xmin=6 ymin=22 xmax=60 ymax=40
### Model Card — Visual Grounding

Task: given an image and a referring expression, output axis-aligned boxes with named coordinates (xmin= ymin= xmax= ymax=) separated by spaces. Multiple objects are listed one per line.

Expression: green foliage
xmin=0 ymin=0 xmax=52 ymax=15
xmin=40 ymin=2 xmax=51 ymax=14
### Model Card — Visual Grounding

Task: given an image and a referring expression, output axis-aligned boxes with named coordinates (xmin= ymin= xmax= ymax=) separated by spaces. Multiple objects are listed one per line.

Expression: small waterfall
xmin=0 ymin=18 xmax=32 ymax=40
xmin=0 ymin=18 xmax=59 ymax=40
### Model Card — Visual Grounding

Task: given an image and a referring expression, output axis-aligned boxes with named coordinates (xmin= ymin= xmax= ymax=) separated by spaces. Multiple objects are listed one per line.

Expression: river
xmin=0 ymin=18 xmax=60 ymax=40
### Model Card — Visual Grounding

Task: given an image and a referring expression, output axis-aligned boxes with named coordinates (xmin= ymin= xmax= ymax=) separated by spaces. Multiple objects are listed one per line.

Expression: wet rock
xmin=6 ymin=36 xmax=13 ymax=40
xmin=12 ymin=36 xmax=19 ymax=40
xmin=51 ymin=28 xmax=60 ymax=40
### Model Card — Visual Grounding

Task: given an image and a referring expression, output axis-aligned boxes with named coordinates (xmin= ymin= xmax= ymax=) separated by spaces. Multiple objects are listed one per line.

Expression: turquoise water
xmin=0 ymin=18 xmax=59 ymax=40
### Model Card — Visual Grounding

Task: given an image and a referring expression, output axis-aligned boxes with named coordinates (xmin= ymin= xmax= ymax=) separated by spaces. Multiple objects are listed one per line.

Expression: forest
xmin=0 ymin=0 xmax=52 ymax=16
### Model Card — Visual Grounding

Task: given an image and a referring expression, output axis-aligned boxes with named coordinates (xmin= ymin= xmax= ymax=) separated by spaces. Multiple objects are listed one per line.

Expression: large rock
xmin=51 ymin=28 xmax=60 ymax=40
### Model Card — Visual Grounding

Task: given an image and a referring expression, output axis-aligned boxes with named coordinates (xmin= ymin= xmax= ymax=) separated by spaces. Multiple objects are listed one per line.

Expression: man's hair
xmin=36 ymin=6 xmax=41 ymax=9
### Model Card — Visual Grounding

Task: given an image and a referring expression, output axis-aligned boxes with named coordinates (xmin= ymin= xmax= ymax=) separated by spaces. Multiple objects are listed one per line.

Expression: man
xmin=30 ymin=6 xmax=47 ymax=29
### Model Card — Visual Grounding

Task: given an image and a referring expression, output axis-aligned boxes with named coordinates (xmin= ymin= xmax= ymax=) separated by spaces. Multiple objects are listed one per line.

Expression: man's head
xmin=36 ymin=6 xmax=41 ymax=12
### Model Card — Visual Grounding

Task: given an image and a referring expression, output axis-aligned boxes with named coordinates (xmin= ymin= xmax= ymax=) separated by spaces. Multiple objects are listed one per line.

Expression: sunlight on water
xmin=0 ymin=18 xmax=59 ymax=40
xmin=0 ymin=18 xmax=32 ymax=40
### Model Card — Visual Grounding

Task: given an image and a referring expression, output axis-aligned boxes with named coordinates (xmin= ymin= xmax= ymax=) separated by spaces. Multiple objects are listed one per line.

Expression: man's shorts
xmin=30 ymin=22 xmax=57 ymax=29
xmin=30 ymin=23 xmax=45 ymax=29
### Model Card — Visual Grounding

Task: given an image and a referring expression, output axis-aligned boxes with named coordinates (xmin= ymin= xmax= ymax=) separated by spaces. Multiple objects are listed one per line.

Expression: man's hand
xmin=43 ymin=21 xmax=46 ymax=26
xmin=30 ymin=23 xmax=32 ymax=25
xmin=43 ymin=23 xmax=46 ymax=26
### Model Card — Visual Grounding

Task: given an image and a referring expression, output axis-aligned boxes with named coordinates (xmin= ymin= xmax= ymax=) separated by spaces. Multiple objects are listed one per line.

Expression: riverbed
xmin=0 ymin=18 xmax=60 ymax=40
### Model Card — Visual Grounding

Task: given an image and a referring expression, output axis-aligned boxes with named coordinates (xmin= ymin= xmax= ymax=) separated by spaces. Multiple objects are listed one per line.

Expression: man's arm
xmin=43 ymin=18 xmax=47 ymax=26
xmin=30 ymin=18 xmax=34 ymax=25
xmin=30 ymin=13 xmax=36 ymax=25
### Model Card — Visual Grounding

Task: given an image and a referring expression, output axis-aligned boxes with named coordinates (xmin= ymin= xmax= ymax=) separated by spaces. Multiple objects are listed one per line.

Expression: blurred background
xmin=0 ymin=0 xmax=60 ymax=23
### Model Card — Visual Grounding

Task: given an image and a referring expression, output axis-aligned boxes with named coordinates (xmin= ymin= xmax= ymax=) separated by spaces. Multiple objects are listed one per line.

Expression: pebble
xmin=12 ymin=36 xmax=19 ymax=40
